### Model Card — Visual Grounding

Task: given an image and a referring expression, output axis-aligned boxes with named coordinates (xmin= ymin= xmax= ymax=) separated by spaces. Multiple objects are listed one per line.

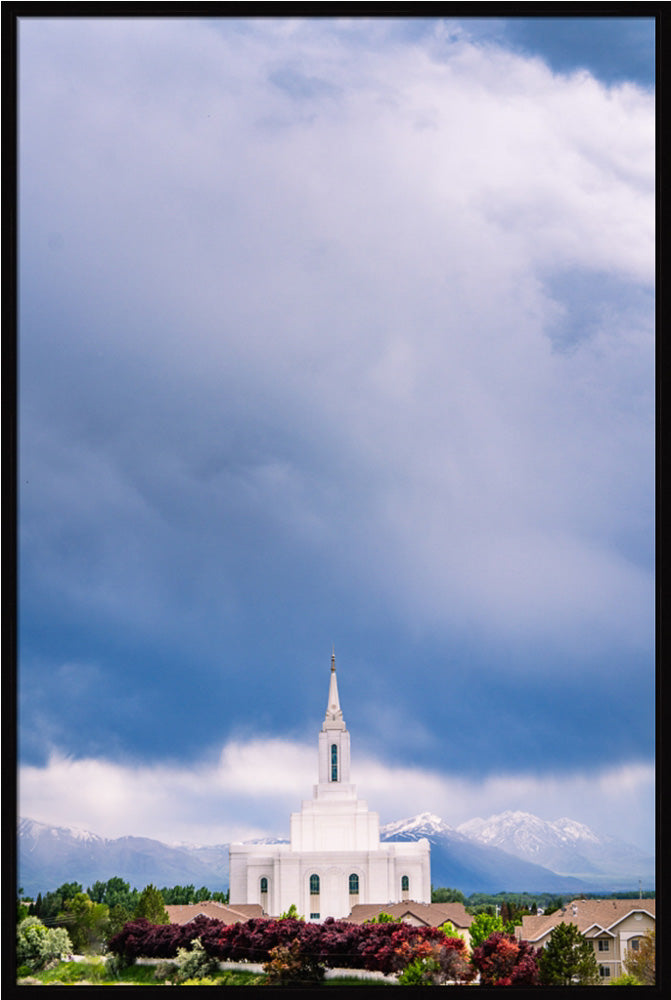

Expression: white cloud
xmin=19 ymin=738 xmax=655 ymax=853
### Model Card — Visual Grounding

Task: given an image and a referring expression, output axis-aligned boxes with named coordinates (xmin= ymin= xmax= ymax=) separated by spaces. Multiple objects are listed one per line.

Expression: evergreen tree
xmin=538 ymin=922 xmax=600 ymax=985
xmin=133 ymin=884 xmax=170 ymax=924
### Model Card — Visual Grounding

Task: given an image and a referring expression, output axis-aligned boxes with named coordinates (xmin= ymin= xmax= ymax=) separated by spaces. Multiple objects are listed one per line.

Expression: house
xmin=516 ymin=898 xmax=655 ymax=982
xmin=345 ymin=901 xmax=473 ymax=948
xmin=165 ymin=901 xmax=264 ymax=925
xmin=229 ymin=653 xmax=431 ymax=920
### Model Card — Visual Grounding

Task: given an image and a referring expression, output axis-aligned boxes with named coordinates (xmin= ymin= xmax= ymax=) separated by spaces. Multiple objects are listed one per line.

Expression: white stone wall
xmin=229 ymin=839 xmax=430 ymax=920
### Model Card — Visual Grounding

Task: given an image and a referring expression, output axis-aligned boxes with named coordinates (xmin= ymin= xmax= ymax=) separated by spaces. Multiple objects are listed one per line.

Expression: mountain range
xmin=380 ymin=812 xmax=654 ymax=895
xmin=18 ymin=811 xmax=654 ymax=899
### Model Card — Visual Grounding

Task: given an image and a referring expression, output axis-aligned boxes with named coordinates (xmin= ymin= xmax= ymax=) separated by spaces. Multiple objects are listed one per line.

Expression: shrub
xmin=398 ymin=956 xmax=438 ymax=985
xmin=471 ymin=931 xmax=540 ymax=986
xmin=365 ymin=911 xmax=397 ymax=924
xmin=263 ymin=937 xmax=325 ymax=987
xmin=104 ymin=953 xmax=124 ymax=978
xmin=154 ymin=959 xmax=179 ymax=983
xmin=395 ymin=935 xmax=475 ymax=985
xmin=174 ymin=936 xmax=220 ymax=983
xmin=16 ymin=916 xmax=73 ymax=972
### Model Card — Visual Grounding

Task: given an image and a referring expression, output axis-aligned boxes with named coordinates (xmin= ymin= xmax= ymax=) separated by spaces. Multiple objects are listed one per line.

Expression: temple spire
xmin=323 ymin=649 xmax=345 ymax=730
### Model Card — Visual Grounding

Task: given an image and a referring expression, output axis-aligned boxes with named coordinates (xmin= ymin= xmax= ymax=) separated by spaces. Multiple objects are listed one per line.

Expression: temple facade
xmin=229 ymin=653 xmax=431 ymax=920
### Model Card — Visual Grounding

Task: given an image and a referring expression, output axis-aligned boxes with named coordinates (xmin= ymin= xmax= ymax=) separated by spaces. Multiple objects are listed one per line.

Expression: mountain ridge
xmin=18 ymin=812 xmax=654 ymax=899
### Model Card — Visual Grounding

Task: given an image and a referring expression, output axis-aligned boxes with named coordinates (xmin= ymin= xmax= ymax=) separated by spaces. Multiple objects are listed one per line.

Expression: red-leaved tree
xmin=470 ymin=931 xmax=540 ymax=986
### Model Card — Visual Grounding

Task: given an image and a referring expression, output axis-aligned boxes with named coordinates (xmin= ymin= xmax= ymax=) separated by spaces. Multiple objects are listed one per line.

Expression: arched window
xmin=331 ymin=743 xmax=338 ymax=782
xmin=401 ymin=875 xmax=409 ymax=896
xmin=260 ymin=877 xmax=268 ymax=893
xmin=349 ymin=873 xmax=359 ymax=895
xmin=310 ymin=874 xmax=320 ymax=895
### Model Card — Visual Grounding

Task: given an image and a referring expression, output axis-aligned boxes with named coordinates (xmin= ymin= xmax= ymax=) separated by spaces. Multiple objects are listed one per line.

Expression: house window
xmin=599 ymin=966 xmax=611 ymax=978
xmin=331 ymin=744 xmax=338 ymax=782
xmin=349 ymin=873 xmax=359 ymax=895
xmin=598 ymin=940 xmax=609 ymax=952
xmin=630 ymin=938 xmax=641 ymax=951
xmin=310 ymin=874 xmax=320 ymax=895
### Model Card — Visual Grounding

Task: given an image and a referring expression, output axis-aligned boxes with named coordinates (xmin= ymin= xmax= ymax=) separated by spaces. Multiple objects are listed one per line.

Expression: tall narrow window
xmin=349 ymin=873 xmax=359 ymax=895
xmin=310 ymin=874 xmax=320 ymax=895
xmin=260 ymin=877 xmax=268 ymax=893
xmin=401 ymin=875 xmax=409 ymax=899
xmin=331 ymin=743 xmax=338 ymax=782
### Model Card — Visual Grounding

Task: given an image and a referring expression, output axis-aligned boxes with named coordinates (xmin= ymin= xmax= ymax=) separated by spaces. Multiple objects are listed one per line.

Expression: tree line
xmin=431 ymin=886 xmax=654 ymax=920
xmin=18 ymin=878 xmax=229 ymax=954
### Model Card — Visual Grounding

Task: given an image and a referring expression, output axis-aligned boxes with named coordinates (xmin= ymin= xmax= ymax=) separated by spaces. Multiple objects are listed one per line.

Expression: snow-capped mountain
xmin=380 ymin=811 xmax=450 ymax=840
xmin=380 ymin=813 xmax=588 ymax=895
xmin=18 ymin=810 xmax=654 ymax=899
xmin=456 ymin=810 xmax=654 ymax=881
xmin=18 ymin=819 xmax=230 ymax=898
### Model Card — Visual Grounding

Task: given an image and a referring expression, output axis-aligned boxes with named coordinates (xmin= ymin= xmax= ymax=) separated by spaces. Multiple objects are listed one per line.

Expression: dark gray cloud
xmin=18 ymin=18 xmax=654 ymax=847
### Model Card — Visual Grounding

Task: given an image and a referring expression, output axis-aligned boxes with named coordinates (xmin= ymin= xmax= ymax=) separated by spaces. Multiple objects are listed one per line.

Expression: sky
xmin=17 ymin=15 xmax=655 ymax=856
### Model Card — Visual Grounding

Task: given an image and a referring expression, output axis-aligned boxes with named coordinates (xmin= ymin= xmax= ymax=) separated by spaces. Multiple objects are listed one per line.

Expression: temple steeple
xmin=316 ymin=650 xmax=351 ymax=788
xmin=323 ymin=648 xmax=345 ymax=731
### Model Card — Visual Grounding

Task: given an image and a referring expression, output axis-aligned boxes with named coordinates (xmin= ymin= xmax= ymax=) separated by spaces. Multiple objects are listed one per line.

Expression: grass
xmin=17 ymin=961 xmax=266 ymax=986
xmin=17 ymin=960 xmax=394 ymax=986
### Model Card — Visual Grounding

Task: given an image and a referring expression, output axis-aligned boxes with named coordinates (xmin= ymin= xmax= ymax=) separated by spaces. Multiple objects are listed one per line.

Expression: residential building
xmin=229 ymin=653 xmax=431 ymax=920
xmin=346 ymin=901 xmax=472 ymax=947
xmin=516 ymin=897 xmax=655 ymax=982
xmin=165 ymin=901 xmax=263 ymax=925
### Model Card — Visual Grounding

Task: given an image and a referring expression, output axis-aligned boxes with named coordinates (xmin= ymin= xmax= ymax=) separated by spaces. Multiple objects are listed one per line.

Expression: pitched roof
xmin=518 ymin=899 xmax=655 ymax=943
xmin=165 ymin=901 xmax=264 ymax=925
xmin=345 ymin=901 xmax=472 ymax=928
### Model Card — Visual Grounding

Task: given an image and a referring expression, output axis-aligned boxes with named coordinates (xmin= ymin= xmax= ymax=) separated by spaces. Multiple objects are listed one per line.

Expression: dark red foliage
xmin=471 ymin=931 xmax=540 ymax=987
xmin=107 ymin=913 xmax=471 ymax=976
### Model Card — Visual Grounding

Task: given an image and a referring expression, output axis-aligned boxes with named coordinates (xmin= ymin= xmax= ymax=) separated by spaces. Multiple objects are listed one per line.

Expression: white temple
xmin=229 ymin=652 xmax=431 ymax=920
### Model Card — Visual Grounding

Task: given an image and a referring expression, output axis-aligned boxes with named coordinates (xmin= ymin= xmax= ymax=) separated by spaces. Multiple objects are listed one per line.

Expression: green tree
xmin=17 ymin=891 xmax=30 ymax=924
xmin=439 ymin=920 xmax=467 ymax=944
xmin=469 ymin=911 xmax=504 ymax=948
xmin=538 ymin=921 xmax=600 ymax=985
xmin=432 ymin=887 xmax=466 ymax=904
xmin=279 ymin=903 xmax=304 ymax=920
xmin=623 ymin=928 xmax=655 ymax=985
xmin=366 ymin=911 xmax=399 ymax=923
xmin=34 ymin=882 xmax=84 ymax=922
xmin=16 ymin=916 xmax=73 ymax=971
xmin=133 ymin=884 xmax=169 ymax=924
xmin=108 ymin=903 xmax=134 ymax=939
xmin=87 ymin=876 xmax=137 ymax=910
xmin=57 ymin=892 xmax=110 ymax=953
